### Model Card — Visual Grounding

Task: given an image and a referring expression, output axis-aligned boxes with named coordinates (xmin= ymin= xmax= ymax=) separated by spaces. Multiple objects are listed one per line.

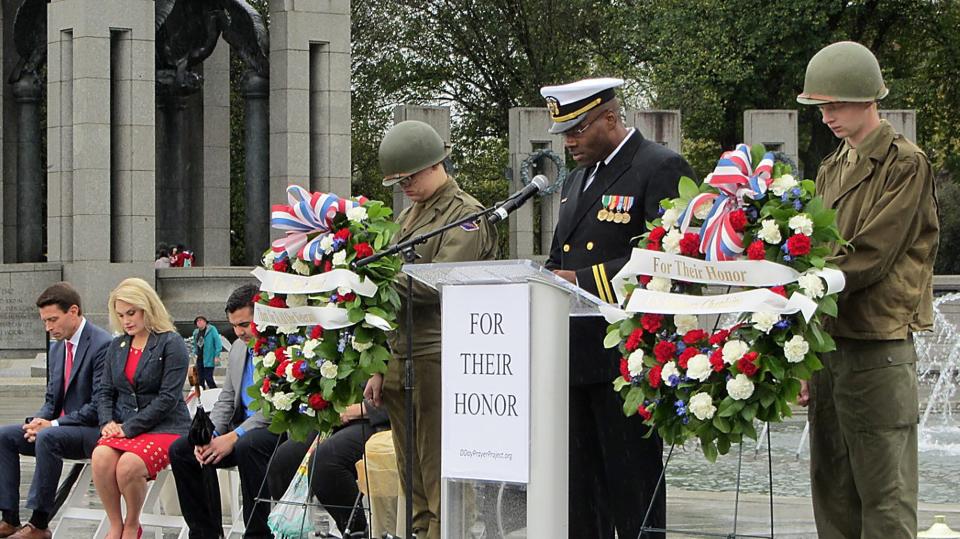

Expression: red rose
xmin=787 ymin=234 xmax=811 ymax=256
xmin=637 ymin=404 xmax=652 ymax=421
xmin=737 ymin=356 xmax=759 ymax=377
xmin=646 ymin=239 xmax=661 ymax=252
xmin=310 ymin=325 xmax=323 ymax=339
xmin=638 ymin=275 xmax=652 ymax=286
xmin=743 ymin=351 xmax=759 ymax=363
xmin=679 ymin=233 xmax=701 ymax=256
xmin=641 ymin=313 xmax=664 ymax=333
xmin=275 ymin=361 xmax=288 ymax=378
xmin=292 ymin=360 xmax=307 ymax=380
xmin=770 ymin=286 xmax=787 ymax=298
xmin=625 ymin=328 xmax=644 ymax=353
xmin=648 ymin=365 xmax=663 ymax=389
xmin=268 ymin=296 xmax=287 ymax=308
xmin=261 ymin=378 xmax=271 ymax=394
xmin=337 ymin=292 xmax=357 ymax=304
xmin=353 ymin=242 xmax=374 ymax=259
xmin=619 ymin=358 xmax=631 ymax=381
xmin=709 ymin=329 xmax=730 ymax=346
xmin=729 ymin=209 xmax=747 ymax=232
xmin=334 ymin=228 xmax=351 ymax=242
xmin=649 ymin=226 xmax=667 ymax=243
xmin=683 ymin=329 xmax=708 ymax=345
xmin=654 ymin=340 xmax=677 ymax=364
xmin=272 ymin=259 xmax=290 ymax=273
xmin=709 ymin=348 xmax=725 ymax=372
xmin=678 ymin=347 xmax=698 ymax=369
xmin=747 ymin=240 xmax=766 ymax=261
xmin=308 ymin=393 xmax=329 ymax=410
xmin=276 ymin=347 xmax=288 ymax=363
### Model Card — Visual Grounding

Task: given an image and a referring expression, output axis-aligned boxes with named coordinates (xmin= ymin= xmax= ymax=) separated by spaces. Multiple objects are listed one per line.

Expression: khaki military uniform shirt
xmin=387 ymin=177 xmax=498 ymax=358
xmin=815 ymin=120 xmax=939 ymax=339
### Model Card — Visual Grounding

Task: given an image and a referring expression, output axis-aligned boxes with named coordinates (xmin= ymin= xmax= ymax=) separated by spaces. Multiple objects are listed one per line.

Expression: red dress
xmin=97 ymin=347 xmax=180 ymax=479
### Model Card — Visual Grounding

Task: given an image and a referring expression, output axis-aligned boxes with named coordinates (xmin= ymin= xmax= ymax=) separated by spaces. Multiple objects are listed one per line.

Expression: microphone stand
xmin=353 ymin=204 xmax=500 ymax=539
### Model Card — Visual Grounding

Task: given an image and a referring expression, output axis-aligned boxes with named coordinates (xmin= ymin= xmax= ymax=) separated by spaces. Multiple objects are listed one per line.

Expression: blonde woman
xmin=93 ymin=278 xmax=190 ymax=539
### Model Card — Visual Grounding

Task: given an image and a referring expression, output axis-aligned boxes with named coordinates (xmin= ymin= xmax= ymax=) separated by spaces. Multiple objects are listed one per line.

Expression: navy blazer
xmin=36 ymin=320 xmax=113 ymax=426
xmin=546 ymin=130 xmax=695 ymax=384
xmin=98 ymin=331 xmax=191 ymax=437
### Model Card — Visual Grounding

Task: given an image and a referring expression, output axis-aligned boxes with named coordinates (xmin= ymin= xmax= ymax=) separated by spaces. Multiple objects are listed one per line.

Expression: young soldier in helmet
xmin=364 ymin=120 xmax=497 ymax=539
xmin=797 ymin=41 xmax=939 ymax=539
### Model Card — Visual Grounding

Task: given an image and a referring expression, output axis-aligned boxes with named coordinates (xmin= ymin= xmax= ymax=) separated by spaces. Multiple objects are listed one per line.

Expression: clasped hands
xmin=21 ymin=418 xmax=53 ymax=443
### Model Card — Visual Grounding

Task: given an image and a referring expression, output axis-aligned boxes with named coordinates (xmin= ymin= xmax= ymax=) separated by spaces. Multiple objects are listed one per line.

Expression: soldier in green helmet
xmin=364 ymin=120 xmax=497 ymax=539
xmin=797 ymin=41 xmax=939 ymax=539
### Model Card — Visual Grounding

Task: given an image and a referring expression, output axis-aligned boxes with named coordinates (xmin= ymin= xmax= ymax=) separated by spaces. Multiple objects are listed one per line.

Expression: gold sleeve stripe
xmin=592 ymin=264 xmax=610 ymax=303
xmin=597 ymin=264 xmax=615 ymax=304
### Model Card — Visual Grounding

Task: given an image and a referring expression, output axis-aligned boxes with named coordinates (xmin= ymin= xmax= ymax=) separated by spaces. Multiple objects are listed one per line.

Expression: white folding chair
xmin=51 ymin=458 xmax=110 ymax=537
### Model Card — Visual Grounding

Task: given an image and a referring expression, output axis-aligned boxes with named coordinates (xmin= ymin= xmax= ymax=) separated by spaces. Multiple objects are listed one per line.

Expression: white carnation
xmin=272 ymin=392 xmax=296 ymax=411
xmin=726 ymin=374 xmax=755 ymax=400
xmin=661 ymin=207 xmax=681 ymax=229
xmin=291 ymin=258 xmax=312 ymax=276
xmin=661 ymin=361 xmax=681 ymax=387
xmin=646 ymin=277 xmax=672 ymax=293
xmin=751 ymin=311 xmax=780 ymax=334
xmin=686 ymin=354 xmax=712 ymax=382
xmin=262 ymin=250 xmax=277 ymax=266
xmin=770 ymin=174 xmax=798 ymax=196
xmin=347 ymin=206 xmax=368 ymax=222
xmin=758 ymin=220 xmax=782 ymax=244
xmin=788 ymin=214 xmax=814 ymax=236
xmin=627 ymin=350 xmax=645 ymax=377
xmin=262 ymin=351 xmax=277 ymax=368
xmin=284 ymin=363 xmax=297 ymax=383
xmin=689 ymin=392 xmax=717 ymax=421
xmin=694 ymin=202 xmax=713 ymax=220
xmin=302 ymin=339 xmax=320 ymax=359
xmin=722 ymin=340 xmax=750 ymax=364
xmin=798 ymin=273 xmax=825 ymax=299
xmin=662 ymin=229 xmax=683 ymax=254
xmin=277 ymin=325 xmax=300 ymax=335
xmin=351 ymin=336 xmax=373 ymax=352
xmin=674 ymin=314 xmax=700 ymax=335
xmin=302 ymin=407 xmax=316 ymax=417
xmin=320 ymin=361 xmax=339 ymax=379
xmin=286 ymin=293 xmax=308 ymax=308
xmin=319 ymin=234 xmax=335 ymax=254
xmin=332 ymin=250 xmax=347 ymax=267
xmin=784 ymin=335 xmax=809 ymax=363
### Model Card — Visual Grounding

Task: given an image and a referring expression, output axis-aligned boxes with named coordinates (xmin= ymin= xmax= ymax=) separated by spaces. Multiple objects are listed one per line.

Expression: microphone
xmin=488 ymin=175 xmax=550 ymax=224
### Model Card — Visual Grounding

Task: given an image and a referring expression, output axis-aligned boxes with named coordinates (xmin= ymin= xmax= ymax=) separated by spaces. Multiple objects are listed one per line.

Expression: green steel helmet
xmin=378 ymin=120 xmax=452 ymax=186
xmin=797 ymin=41 xmax=889 ymax=105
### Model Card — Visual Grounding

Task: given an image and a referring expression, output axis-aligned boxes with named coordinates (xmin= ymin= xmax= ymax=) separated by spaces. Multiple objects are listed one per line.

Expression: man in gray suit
xmin=0 ymin=283 xmax=112 ymax=539
xmin=169 ymin=284 xmax=280 ymax=539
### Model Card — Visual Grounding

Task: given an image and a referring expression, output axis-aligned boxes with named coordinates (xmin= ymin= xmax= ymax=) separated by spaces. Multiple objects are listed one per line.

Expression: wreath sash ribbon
xmin=270 ymin=185 xmax=369 ymax=262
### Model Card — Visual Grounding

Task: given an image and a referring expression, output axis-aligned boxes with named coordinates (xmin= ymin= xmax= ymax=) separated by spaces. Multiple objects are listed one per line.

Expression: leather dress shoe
xmin=0 ymin=521 xmax=21 ymax=538
xmin=8 ymin=524 xmax=51 ymax=539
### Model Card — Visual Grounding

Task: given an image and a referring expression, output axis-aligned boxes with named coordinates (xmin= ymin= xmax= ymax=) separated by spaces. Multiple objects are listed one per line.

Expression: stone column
xmin=47 ymin=0 xmax=155 ymax=326
xmin=244 ymin=72 xmax=270 ymax=264
xmin=880 ymin=109 xmax=917 ymax=141
xmin=1 ymin=5 xmax=12 ymax=262
xmin=270 ymin=0 xmax=351 ymax=213
xmin=391 ymin=105 xmax=451 ymax=213
xmin=201 ymin=39 xmax=231 ymax=266
xmin=12 ymin=72 xmax=43 ymax=262
xmin=627 ymin=110 xmax=682 ymax=154
xmin=743 ymin=110 xmax=799 ymax=167
xmin=508 ymin=108 xmax=564 ymax=260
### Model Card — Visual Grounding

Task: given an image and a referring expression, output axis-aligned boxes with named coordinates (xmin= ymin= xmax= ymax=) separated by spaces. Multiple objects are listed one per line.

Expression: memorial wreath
xmin=247 ymin=185 xmax=403 ymax=441
xmin=604 ymin=144 xmax=846 ymax=461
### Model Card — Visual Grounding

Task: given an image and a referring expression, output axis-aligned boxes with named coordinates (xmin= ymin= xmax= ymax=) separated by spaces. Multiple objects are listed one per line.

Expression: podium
xmin=402 ymin=260 xmax=605 ymax=538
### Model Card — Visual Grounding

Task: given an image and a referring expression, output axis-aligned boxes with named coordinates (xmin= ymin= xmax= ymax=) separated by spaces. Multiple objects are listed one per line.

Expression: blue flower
xmin=780 ymin=243 xmax=789 ymax=252
xmin=701 ymin=347 xmax=711 ymax=354
xmin=676 ymin=341 xmax=687 ymax=353
xmin=658 ymin=206 xmax=666 ymax=216
xmin=298 ymin=403 xmax=309 ymax=414
xmin=783 ymin=254 xmax=793 ymax=262
xmin=745 ymin=206 xmax=760 ymax=221
xmin=668 ymin=374 xmax=680 ymax=386
xmin=674 ymin=399 xmax=685 ymax=408
xmin=781 ymin=193 xmax=791 ymax=202
xmin=682 ymin=416 xmax=690 ymax=424
xmin=773 ymin=319 xmax=792 ymax=330
xmin=791 ymin=187 xmax=802 ymax=197
xmin=793 ymin=200 xmax=803 ymax=211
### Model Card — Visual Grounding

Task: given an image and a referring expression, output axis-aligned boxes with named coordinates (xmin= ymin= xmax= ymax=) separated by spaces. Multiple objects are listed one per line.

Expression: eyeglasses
xmin=564 ymin=110 xmax=607 ymax=138
xmin=397 ymin=172 xmax=421 ymax=188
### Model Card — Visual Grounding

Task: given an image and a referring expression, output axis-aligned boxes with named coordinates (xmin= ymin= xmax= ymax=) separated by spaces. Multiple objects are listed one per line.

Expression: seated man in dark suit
xmin=170 ymin=284 xmax=281 ymax=539
xmin=0 ymin=282 xmax=112 ymax=539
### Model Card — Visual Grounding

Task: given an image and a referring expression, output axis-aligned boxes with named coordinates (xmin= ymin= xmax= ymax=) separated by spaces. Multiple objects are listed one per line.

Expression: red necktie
xmin=61 ymin=342 xmax=74 ymax=416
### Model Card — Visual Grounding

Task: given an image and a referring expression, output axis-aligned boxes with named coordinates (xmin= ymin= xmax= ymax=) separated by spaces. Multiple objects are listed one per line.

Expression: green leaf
xmin=742 ymin=419 xmax=758 ymax=440
xmin=713 ymin=415 xmax=732 ymax=433
xmin=716 ymin=434 xmax=732 ymax=455
xmin=701 ymin=439 xmax=719 ymax=463
xmin=741 ymin=402 xmax=758 ymax=422
xmin=678 ymin=176 xmax=700 ymax=200
xmin=613 ymin=377 xmax=630 ymax=392
xmin=623 ymin=387 xmax=643 ymax=416
xmin=604 ymin=330 xmax=624 ymax=349
xmin=348 ymin=307 xmax=365 ymax=323
xmin=818 ymin=295 xmax=838 ymax=318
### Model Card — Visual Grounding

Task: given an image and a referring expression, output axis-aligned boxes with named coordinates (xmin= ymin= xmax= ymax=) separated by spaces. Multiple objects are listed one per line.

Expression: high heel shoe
xmin=137 ymin=526 xmax=142 ymax=539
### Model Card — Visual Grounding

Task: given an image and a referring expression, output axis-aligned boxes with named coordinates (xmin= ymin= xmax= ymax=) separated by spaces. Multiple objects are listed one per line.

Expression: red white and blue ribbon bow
xmin=270 ymin=185 xmax=368 ymax=262
xmin=677 ymin=144 xmax=775 ymax=261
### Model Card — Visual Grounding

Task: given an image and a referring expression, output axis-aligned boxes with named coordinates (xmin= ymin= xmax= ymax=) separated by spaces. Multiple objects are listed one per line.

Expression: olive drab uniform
xmin=382 ymin=177 xmax=497 ymax=539
xmin=810 ymin=119 xmax=938 ymax=539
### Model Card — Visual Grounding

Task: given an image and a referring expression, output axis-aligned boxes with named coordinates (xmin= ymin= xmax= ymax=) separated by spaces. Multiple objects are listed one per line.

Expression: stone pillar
xmin=508 ymin=108 xmax=564 ymax=260
xmin=880 ymin=109 xmax=917 ymax=141
xmin=743 ymin=110 xmax=799 ymax=166
xmin=391 ymin=105 xmax=451 ymax=213
xmin=47 ymin=0 xmax=155 ymax=326
xmin=201 ymin=39 xmax=231 ymax=266
xmin=270 ymin=0 xmax=351 ymax=214
xmin=244 ymin=73 xmax=270 ymax=264
xmin=627 ymin=110 xmax=682 ymax=154
xmin=1 ymin=4 xmax=13 ymax=262
xmin=12 ymin=72 xmax=43 ymax=262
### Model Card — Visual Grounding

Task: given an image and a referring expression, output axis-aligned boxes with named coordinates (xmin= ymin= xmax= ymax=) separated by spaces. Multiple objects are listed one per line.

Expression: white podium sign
xmin=441 ymin=283 xmax=530 ymax=484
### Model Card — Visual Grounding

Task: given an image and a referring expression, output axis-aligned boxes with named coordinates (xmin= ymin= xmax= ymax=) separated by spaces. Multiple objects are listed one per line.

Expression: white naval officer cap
xmin=539 ymin=77 xmax=625 ymax=134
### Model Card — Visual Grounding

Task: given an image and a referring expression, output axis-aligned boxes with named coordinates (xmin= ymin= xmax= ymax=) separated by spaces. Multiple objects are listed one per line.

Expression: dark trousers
xmin=0 ymin=423 xmax=100 ymax=515
xmin=267 ymin=422 xmax=383 ymax=535
xmin=169 ymin=428 xmax=282 ymax=539
xmin=197 ymin=362 xmax=217 ymax=389
xmin=569 ymin=382 xmax=665 ymax=539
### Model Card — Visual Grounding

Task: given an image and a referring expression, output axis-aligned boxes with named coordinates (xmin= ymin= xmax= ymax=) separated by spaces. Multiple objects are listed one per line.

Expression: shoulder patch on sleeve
xmin=460 ymin=221 xmax=480 ymax=232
